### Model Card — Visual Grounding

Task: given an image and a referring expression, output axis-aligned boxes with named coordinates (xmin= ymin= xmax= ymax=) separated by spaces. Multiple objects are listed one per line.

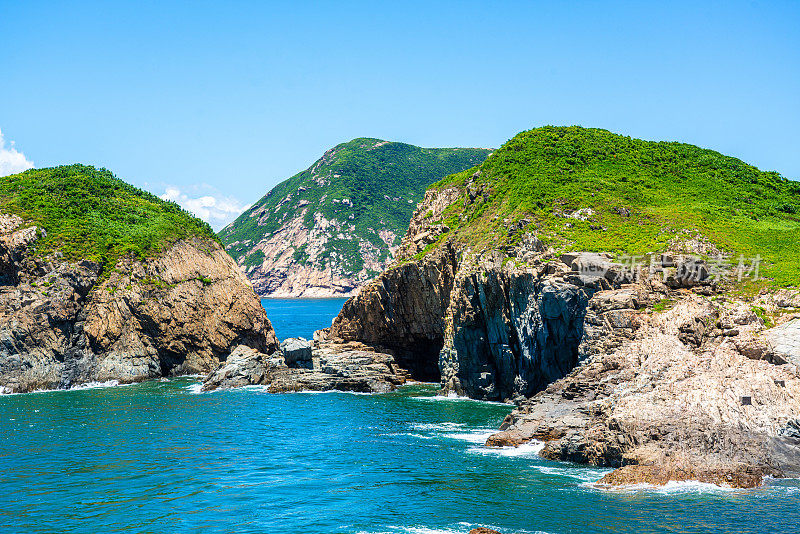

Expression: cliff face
xmin=327 ymin=187 xmax=467 ymax=380
xmin=439 ymin=261 xmax=595 ymax=402
xmin=0 ymin=213 xmax=278 ymax=393
xmin=487 ymin=295 xmax=800 ymax=487
xmin=233 ymin=206 xmax=395 ymax=298
xmin=329 ymin=187 xmax=617 ymax=399
xmin=329 ymin=243 xmax=458 ymax=381
xmin=220 ymin=139 xmax=491 ymax=298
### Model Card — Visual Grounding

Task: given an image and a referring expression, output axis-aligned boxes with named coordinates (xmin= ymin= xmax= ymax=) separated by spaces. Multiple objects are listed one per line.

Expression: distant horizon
xmin=2 ymin=1 xmax=798 ymax=229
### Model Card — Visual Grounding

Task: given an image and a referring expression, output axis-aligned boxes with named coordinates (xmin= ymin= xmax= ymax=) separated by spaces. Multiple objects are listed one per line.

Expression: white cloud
xmin=0 ymin=128 xmax=34 ymax=177
xmin=160 ymin=185 xmax=248 ymax=231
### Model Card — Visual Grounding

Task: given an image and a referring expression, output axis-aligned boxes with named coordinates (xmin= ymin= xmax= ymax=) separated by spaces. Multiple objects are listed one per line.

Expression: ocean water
xmin=1 ymin=300 xmax=799 ymax=534
xmin=262 ymin=297 xmax=348 ymax=340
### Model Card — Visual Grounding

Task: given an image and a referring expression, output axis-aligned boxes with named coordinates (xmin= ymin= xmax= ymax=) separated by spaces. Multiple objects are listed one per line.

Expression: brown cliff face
xmin=0 ymin=213 xmax=278 ymax=393
xmin=327 ymin=243 xmax=457 ymax=381
xmin=327 ymin=189 xmax=464 ymax=381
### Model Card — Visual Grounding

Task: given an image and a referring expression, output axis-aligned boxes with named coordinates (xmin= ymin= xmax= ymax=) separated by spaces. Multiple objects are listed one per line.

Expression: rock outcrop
xmin=328 ymin=242 xmax=459 ymax=381
xmin=0 ymin=213 xmax=279 ymax=393
xmin=280 ymin=337 xmax=313 ymax=367
xmin=763 ymin=318 xmax=800 ymax=367
xmin=201 ymin=340 xmax=408 ymax=393
xmin=439 ymin=257 xmax=597 ymax=402
xmin=486 ymin=295 xmax=800 ymax=487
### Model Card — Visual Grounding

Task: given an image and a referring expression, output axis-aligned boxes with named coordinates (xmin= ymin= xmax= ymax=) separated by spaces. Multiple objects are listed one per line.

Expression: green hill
xmin=0 ymin=164 xmax=216 ymax=267
xmin=219 ymin=138 xmax=492 ymax=296
xmin=421 ymin=126 xmax=800 ymax=287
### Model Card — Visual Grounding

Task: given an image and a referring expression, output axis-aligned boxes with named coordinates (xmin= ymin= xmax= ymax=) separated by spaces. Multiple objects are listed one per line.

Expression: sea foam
xmin=185 ymin=383 xmax=204 ymax=394
xmin=0 ymin=380 xmax=132 ymax=396
xmin=355 ymin=523 xmax=550 ymax=534
xmin=467 ymin=440 xmax=546 ymax=457
xmin=589 ymin=479 xmax=743 ymax=494
xmin=411 ymin=393 xmax=509 ymax=406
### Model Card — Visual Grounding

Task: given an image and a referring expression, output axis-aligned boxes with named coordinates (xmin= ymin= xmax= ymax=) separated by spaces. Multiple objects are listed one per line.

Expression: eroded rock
xmin=200 ymin=341 xmax=409 ymax=394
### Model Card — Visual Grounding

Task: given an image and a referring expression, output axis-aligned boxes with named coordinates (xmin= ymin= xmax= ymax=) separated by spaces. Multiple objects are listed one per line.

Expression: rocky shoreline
xmin=485 ymin=293 xmax=800 ymax=488
xmin=4 ymin=157 xmax=799 ymax=491
xmin=314 ymin=185 xmax=800 ymax=488
xmin=6 ymin=187 xmax=800 ymax=489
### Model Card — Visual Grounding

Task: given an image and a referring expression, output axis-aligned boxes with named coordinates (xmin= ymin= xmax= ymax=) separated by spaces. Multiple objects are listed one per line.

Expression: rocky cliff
xmin=219 ymin=139 xmax=491 ymax=297
xmin=325 ymin=126 xmax=800 ymax=486
xmin=0 ymin=166 xmax=278 ymax=393
xmin=487 ymin=293 xmax=800 ymax=488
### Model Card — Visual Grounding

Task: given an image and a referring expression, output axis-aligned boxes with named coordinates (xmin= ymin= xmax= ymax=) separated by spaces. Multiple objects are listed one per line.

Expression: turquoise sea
xmin=1 ymin=299 xmax=799 ymax=534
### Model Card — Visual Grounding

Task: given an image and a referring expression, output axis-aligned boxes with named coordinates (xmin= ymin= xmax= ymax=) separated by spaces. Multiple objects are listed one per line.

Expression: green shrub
xmin=430 ymin=126 xmax=800 ymax=288
xmin=0 ymin=164 xmax=216 ymax=269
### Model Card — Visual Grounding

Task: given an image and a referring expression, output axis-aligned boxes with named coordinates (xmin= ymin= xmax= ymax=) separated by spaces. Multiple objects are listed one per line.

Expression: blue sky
xmin=1 ymin=1 xmax=798 ymax=229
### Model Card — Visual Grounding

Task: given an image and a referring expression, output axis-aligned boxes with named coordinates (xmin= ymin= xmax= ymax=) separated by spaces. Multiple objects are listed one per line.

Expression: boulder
xmin=266 ymin=342 xmax=408 ymax=393
xmin=763 ymin=319 xmax=800 ymax=368
xmin=0 ymin=212 xmax=279 ymax=393
xmin=281 ymin=337 xmax=313 ymax=367
xmin=202 ymin=345 xmax=268 ymax=391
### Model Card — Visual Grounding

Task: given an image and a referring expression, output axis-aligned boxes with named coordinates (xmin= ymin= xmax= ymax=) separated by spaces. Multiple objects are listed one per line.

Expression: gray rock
xmin=779 ymin=419 xmax=800 ymax=439
xmin=763 ymin=319 xmax=800 ymax=368
xmin=281 ymin=337 xmax=313 ymax=367
xmin=266 ymin=342 xmax=408 ymax=393
xmin=202 ymin=345 xmax=268 ymax=391
xmin=328 ymin=242 xmax=458 ymax=382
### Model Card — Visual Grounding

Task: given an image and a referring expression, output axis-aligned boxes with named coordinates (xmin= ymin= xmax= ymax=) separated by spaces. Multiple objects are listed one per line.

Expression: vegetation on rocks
xmin=0 ymin=164 xmax=216 ymax=267
xmin=426 ymin=126 xmax=800 ymax=287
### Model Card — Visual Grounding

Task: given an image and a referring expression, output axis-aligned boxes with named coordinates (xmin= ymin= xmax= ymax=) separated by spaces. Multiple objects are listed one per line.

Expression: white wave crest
xmin=185 ymin=383 xmax=204 ymax=394
xmin=70 ymin=380 xmax=122 ymax=390
xmin=286 ymin=389 xmax=376 ymax=396
xmin=468 ymin=440 xmax=546 ymax=457
xmin=590 ymin=479 xmax=742 ymax=494
xmin=354 ymin=524 xmax=550 ymax=534
xmin=1 ymin=380 xmax=133 ymax=396
xmin=409 ymin=422 xmax=466 ymax=431
xmin=406 ymin=422 xmax=499 ymax=445
xmin=411 ymin=394 xmax=509 ymax=406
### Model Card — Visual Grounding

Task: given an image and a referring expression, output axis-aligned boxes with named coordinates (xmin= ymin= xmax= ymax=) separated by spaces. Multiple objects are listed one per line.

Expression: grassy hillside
xmin=220 ymin=138 xmax=491 ymax=275
xmin=0 ymin=164 xmax=216 ymax=267
xmin=425 ymin=126 xmax=800 ymax=287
